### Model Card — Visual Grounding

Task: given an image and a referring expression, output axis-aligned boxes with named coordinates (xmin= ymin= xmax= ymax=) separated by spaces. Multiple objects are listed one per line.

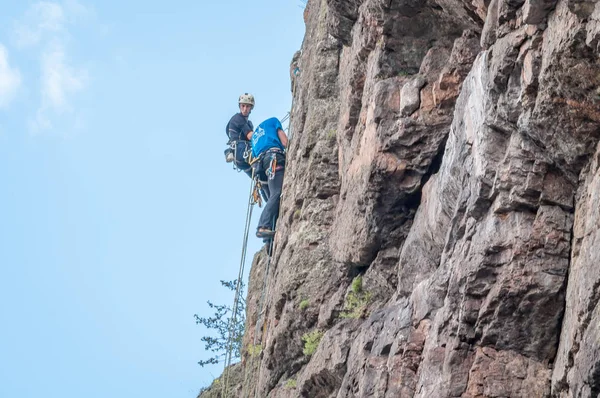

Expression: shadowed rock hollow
xmin=201 ymin=0 xmax=600 ymax=396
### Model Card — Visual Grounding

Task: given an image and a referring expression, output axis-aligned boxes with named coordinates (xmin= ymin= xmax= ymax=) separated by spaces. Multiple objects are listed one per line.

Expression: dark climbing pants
xmin=258 ymin=152 xmax=285 ymax=231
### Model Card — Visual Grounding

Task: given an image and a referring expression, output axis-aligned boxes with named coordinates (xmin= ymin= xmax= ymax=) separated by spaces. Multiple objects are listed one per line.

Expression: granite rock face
xmin=200 ymin=0 xmax=600 ymax=396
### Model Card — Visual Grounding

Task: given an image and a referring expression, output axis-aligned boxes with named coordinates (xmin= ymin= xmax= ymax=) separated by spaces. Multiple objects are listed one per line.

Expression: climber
xmin=247 ymin=117 xmax=288 ymax=238
xmin=224 ymin=93 xmax=255 ymax=179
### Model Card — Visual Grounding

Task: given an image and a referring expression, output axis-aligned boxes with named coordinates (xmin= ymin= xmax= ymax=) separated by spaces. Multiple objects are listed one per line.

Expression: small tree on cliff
xmin=194 ymin=280 xmax=246 ymax=367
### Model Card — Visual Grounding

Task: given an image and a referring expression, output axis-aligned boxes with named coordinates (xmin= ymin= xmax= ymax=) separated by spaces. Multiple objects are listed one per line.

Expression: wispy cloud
xmin=13 ymin=2 xmax=65 ymax=49
xmin=13 ymin=0 xmax=92 ymax=133
xmin=29 ymin=42 xmax=88 ymax=132
xmin=41 ymin=42 xmax=87 ymax=111
xmin=0 ymin=44 xmax=22 ymax=109
xmin=63 ymin=0 xmax=95 ymax=21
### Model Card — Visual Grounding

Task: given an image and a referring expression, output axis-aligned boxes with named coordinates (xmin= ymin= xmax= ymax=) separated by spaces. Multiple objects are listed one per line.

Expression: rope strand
xmin=247 ymin=218 xmax=277 ymax=398
xmin=222 ymin=176 xmax=255 ymax=397
xmin=222 ymin=110 xmax=289 ymax=395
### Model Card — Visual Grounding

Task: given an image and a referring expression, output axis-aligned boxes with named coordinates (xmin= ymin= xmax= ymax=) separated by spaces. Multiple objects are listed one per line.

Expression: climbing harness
xmin=226 ymin=140 xmax=253 ymax=173
xmin=226 ymin=112 xmax=290 ymax=171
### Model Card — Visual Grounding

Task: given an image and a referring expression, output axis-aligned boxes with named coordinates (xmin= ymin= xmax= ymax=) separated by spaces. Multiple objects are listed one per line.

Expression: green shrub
xmin=285 ymin=379 xmax=297 ymax=389
xmin=351 ymin=275 xmax=363 ymax=294
xmin=299 ymin=299 xmax=309 ymax=311
xmin=340 ymin=276 xmax=372 ymax=319
xmin=194 ymin=280 xmax=245 ymax=367
xmin=302 ymin=330 xmax=324 ymax=356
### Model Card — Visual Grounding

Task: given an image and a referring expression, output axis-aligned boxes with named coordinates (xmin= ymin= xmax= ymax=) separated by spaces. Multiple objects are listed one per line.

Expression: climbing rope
xmin=242 ymin=113 xmax=291 ymax=397
xmin=222 ymin=111 xmax=291 ymax=397
xmin=222 ymin=175 xmax=256 ymax=398
xmin=241 ymin=220 xmax=276 ymax=398
xmin=221 ymin=175 xmax=276 ymax=398
xmin=251 ymin=238 xmax=275 ymax=398
xmin=281 ymin=112 xmax=291 ymax=137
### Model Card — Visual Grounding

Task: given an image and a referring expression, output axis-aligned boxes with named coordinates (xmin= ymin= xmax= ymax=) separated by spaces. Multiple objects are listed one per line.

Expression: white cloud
xmin=13 ymin=1 xmax=93 ymax=133
xmin=28 ymin=42 xmax=87 ymax=133
xmin=63 ymin=0 xmax=95 ymax=21
xmin=41 ymin=42 xmax=87 ymax=111
xmin=14 ymin=2 xmax=65 ymax=48
xmin=0 ymin=44 xmax=22 ymax=109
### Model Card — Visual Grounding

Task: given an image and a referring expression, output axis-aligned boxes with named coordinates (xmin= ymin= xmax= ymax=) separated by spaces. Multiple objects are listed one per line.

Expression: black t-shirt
xmin=225 ymin=113 xmax=254 ymax=141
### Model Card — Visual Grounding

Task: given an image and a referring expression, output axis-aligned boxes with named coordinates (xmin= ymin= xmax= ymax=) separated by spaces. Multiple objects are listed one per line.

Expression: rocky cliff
xmin=202 ymin=0 xmax=600 ymax=396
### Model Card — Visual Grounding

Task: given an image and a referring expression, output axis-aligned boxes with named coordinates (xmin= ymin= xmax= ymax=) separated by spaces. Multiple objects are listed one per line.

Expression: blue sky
xmin=0 ymin=1 xmax=305 ymax=396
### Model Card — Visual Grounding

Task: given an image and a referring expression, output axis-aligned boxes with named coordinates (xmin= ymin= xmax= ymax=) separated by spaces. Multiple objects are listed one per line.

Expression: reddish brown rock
xmin=200 ymin=0 xmax=600 ymax=396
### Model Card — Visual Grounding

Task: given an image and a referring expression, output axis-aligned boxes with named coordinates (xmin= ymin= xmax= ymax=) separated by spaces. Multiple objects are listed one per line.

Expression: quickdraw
xmin=267 ymin=153 xmax=277 ymax=180
xmin=252 ymin=180 xmax=263 ymax=207
xmin=227 ymin=141 xmax=241 ymax=171
xmin=247 ymin=151 xmax=260 ymax=167
xmin=243 ymin=145 xmax=252 ymax=163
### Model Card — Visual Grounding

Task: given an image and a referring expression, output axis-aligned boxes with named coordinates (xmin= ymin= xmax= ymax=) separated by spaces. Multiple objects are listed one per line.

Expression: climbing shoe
xmin=256 ymin=228 xmax=275 ymax=238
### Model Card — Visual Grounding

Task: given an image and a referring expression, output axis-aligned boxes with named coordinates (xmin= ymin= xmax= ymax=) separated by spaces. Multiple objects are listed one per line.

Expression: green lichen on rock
xmin=302 ymin=330 xmax=324 ymax=356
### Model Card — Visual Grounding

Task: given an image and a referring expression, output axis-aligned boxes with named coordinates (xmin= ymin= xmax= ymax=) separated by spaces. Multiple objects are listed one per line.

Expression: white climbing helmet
xmin=238 ymin=93 xmax=255 ymax=107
